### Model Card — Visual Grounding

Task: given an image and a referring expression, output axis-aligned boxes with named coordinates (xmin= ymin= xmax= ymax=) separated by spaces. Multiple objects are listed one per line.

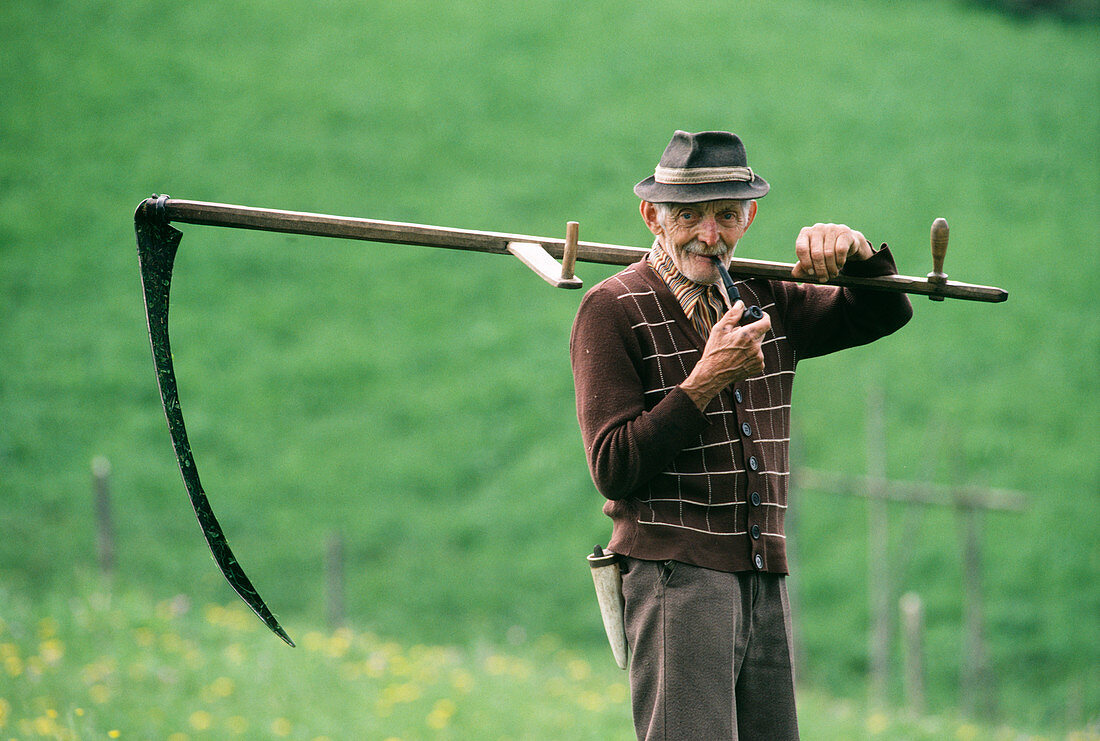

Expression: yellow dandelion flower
xmin=203 ymin=604 xmax=224 ymax=625
xmin=226 ymin=715 xmax=248 ymax=735
xmin=484 ymin=654 xmax=508 ymax=675
xmin=566 ymin=658 xmax=591 ymax=681
xmin=156 ymin=595 xmax=191 ymax=620
xmin=365 ymin=653 xmax=387 ymax=678
xmin=865 ymin=712 xmax=889 ymax=735
xmin=302 ymin=631 xmax=327 ymax=652
xmin=188 ymin=710 xmax=212 ymax=731
xmin=270 ymin=717 xmax=292 ymax=736
xmin=209 ymin=676 xmax=235 ymax=698
xmin=108 ymin=731 xmax=121 ymax=739
xmin=327 ymin=632 xmax=352 ymax=659
xmin=577 ymin=691 xmax=605 ymax=712
xmin=74 ymin=707 xmax=85 ymax=717
xmin=160 ymin=631 xmax=185 ymax=653
xmin=508 ymin=657 xmax=533 ymax=680
xmin=389 ymin=653 xmax=412 ymax=677
xmin=223 ymin=643 xmax=246 ymax=666
xmin=450 ymin=668 xmax=474 ymax=693
xmin=81 ymin=657 xmax=117 ymax=684
xmin=544 ymin=676 xmax=568 ymax=697
xmin=38 ymin=639 xmax=64 ymax=665
xmin=426 ymin=699 xmax=457 ymax=730
xmin=955 ymin=723 xmax=980 ymax=741
xmin=25 ymin=655 xmax=46 ymax=679
xmin=382 ymin=682 xmax=422 ymax=704
xmin=36 ymin=617 xmax=59 ymax=640
xmin=184 ymin=648 xmax=205 ymax=670
xmin=4 ymin=655 xmax=23 ymax=678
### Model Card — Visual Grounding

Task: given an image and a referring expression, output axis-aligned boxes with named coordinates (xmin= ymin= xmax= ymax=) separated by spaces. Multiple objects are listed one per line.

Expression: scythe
xmin=135 ymin=195 xmax=1006 ymax=647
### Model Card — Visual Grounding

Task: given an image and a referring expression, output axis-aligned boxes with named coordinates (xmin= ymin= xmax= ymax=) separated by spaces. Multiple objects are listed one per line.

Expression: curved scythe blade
xmin=135 ymin=196 xmax=294 ymax=646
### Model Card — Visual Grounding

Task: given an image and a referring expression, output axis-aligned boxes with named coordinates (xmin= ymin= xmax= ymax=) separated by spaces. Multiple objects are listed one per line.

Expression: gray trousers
xmin=621 ymin=558 xmax=800 ymax=740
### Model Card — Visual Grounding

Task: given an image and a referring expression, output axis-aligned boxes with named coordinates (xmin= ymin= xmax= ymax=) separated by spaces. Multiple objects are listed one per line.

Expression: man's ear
xmin=745 ymin=199 xmax=758 ymax=229
xmin=640 ymin=201 xmax=663 ymax=237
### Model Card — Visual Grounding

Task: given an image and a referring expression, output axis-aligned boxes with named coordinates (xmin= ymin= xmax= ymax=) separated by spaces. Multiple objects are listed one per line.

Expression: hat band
xmin=654 ymin=165 xmax=754 ymax=185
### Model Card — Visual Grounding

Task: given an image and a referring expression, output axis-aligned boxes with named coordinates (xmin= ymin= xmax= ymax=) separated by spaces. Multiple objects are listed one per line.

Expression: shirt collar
xmin=647 ymin=240 xmax=715 ymax=317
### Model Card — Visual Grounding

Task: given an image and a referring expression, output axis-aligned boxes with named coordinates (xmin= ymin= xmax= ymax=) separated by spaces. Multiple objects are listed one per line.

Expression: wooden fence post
xmin=796 ymin=390 xmax=1027 ymax=718
xmin=92 ymin=456 xmax=115 ymax=580
xmin=900 ymin=592 xmax=926 ymax=716
xmin=958 ymin=501 xmax=991 ymax=717
xmin=867 ymin=387 xmax=891 ymax=708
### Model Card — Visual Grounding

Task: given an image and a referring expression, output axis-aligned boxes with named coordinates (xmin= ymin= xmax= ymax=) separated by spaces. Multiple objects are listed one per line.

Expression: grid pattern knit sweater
xmin=570 ymin=247 xmax=913 ymax=574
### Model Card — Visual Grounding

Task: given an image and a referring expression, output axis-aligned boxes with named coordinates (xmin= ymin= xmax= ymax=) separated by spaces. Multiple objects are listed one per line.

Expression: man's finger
xmin=723 ymin=299 xmax=745 ymax=323
xmin=834 ymin=232 xmax=850 ymax=271
xmin=823 ymin=231 xmax=840 ymax=279
xmin=744 ymin=309 xmax=772 ymax=339
xmin=811 ymin=229 xmax=829 ymax=282
xmin=794 ymin=229 xmax=813 ymax=279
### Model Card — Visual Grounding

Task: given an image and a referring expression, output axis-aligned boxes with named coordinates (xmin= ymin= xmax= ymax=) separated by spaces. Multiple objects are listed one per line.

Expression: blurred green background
xmin=2 ymin=0 xmax=1097 ymax=737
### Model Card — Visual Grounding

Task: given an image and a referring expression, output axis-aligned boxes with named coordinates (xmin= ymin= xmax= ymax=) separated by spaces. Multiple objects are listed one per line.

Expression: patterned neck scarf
xmin=648 ymin=241 xmax=728 ymax=340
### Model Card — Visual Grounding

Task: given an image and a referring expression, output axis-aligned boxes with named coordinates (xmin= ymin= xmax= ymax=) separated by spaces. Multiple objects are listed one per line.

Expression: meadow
xmin=2 ymin=586 xmax=1083 ymax=740
xmin=1 ymin=0 xmax=1097 ymax=736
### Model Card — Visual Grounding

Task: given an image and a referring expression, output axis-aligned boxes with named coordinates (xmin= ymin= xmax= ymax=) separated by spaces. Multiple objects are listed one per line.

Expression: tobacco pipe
xmin=713 ymin=256 xmax=764 ymax=325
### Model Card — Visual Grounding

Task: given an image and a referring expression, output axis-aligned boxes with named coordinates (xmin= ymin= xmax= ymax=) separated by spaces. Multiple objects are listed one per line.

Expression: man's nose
xmin=697 ymin=217 xmax=719 ymax=245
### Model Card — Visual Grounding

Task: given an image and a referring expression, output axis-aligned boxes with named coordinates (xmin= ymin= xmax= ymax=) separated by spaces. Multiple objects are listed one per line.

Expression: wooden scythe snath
xmin=134 ymin=195 xmax=1007 ymax=646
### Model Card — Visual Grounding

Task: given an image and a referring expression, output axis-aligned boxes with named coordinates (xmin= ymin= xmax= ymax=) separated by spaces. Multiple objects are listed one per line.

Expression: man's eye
xmin=679 ymin=212 xmax=697 ymax=221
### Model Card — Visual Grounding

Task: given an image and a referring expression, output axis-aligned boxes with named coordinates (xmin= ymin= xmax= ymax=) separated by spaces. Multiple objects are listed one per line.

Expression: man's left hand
xmin=792 ymin=223 xmax=873 ymax=282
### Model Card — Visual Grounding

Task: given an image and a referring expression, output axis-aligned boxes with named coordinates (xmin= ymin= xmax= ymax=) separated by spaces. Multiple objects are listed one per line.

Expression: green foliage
xmin=0 ymin=585 xmax=1083 ymax=739
xmin=1 ymin=0 xmax=1097 ymax=733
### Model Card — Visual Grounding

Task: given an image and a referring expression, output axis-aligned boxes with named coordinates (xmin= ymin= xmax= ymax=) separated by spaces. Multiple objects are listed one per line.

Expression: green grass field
xmin=2 ymin=0 xmax=1097 ymax=736
xmin=4 ymin=586 xmax=1086 ymax=740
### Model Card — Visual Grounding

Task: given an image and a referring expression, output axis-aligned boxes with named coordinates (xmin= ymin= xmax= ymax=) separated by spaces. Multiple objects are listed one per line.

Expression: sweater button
xmin=754 ymin=554 xmax=764 ymax=569
xmin=734 ymin=388 xmax=743 ymax=404
xmin=751 ymin=524 xmax=761 ymax=539
xmin=741 ymin=422 xmax=752 ymax=437
xmin=750 ymin=491 xmax=761 ymax=506
xmin=748 ymin=456 xmax=759 ymax=471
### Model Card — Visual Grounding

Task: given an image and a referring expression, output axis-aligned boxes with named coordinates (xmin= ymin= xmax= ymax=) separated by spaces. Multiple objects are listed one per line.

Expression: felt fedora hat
xmin=634 ymin=130 xmax=769 ymax=203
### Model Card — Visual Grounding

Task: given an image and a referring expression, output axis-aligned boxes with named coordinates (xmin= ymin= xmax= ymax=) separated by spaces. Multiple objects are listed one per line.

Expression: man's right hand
xmin=679 ymin=301 xmax=772 ymax=411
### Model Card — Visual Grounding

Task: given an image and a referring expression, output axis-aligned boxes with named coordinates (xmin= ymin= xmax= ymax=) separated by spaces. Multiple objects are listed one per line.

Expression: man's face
xmin=643 ymin=200 xmax=756 ymax=285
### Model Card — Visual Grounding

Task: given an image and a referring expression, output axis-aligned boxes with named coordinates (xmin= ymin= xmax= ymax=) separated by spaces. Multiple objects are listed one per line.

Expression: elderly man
xmin=570 ymin=130 xmax=913 ymax=739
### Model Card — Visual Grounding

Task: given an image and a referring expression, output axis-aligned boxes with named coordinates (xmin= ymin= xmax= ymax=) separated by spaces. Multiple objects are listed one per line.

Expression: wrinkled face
xmin=643 ymin=199 xmax=756 ymax=285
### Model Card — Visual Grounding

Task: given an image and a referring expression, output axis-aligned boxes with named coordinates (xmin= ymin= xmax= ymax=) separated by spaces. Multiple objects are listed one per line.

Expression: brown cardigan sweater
xmin=570 ymin=247 xmax=913 ymax=574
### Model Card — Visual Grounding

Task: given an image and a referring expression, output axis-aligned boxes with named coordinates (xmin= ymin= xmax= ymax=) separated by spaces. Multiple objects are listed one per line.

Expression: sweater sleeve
xmin=775 ymin=245 xmax=914 ymax=361
xmin=570 ymin=285 xmax=710 ymax=500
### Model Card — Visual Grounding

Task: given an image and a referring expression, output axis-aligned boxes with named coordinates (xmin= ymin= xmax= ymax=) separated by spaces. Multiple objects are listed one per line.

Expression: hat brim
xmin=633 ymin=176 xmax=770 ymax=203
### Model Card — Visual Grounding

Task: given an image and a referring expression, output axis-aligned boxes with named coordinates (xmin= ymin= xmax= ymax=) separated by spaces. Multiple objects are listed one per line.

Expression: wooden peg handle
xmin=561 ymin=221 xmax=579 ymax=280
xmin=930 ymin=218 xmax=949 ymax=278
xmin=927 ymin=217 xmax=949 ymax=301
